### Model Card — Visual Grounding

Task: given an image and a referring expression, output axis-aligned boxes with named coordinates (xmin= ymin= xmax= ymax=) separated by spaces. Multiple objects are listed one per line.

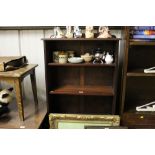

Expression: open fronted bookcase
xmin=43 ymin=34 xmax=121 ymax=118
xmin=121 ymin=27 xmax=155 ymax=128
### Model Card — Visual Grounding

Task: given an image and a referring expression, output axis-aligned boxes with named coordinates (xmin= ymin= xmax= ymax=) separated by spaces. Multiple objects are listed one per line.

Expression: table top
xmin=0 ymin=64 xmax=38 ymax=78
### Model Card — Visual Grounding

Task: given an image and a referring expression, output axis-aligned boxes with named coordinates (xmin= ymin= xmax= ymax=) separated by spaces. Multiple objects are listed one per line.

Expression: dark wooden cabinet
xmin=121 ymin=27 xmax=155 ymax=128
xmin=43 ymin=37 xmax=120 ymax=116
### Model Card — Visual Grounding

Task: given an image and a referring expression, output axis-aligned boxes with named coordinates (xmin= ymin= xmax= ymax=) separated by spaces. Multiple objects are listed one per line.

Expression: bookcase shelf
xmin=48 ymin=63 xmax=116 ymax=67
xmin=49 ymin=85 xmax=114 ymax=96
xmin=129 ymin=39 xmax=155 ymax=46
xmin=127 ymin=69 xmax=155 ymax=77
xmin=121 ymin=27 xmax=155 ymax=128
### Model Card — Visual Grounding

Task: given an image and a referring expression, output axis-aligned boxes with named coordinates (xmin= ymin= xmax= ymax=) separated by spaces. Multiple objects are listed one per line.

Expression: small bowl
xmin=81 ymin=55 xmax=93 ymax=62
xmin=68 ymin=57 xmax=83 ymax=63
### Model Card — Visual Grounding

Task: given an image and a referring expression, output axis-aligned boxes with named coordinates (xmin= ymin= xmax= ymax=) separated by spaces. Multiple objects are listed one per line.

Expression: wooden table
xmin=0 ymin=64 xmax=38 ymax=121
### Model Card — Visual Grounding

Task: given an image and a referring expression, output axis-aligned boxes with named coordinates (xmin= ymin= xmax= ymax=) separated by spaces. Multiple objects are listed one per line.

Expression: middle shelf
xmin=49 ymin=85 xmax=114 ymax=96
xmin=127 ymin=69 xmax=155 ymax=77
xmin=48 ymin=63 xmax=116 ymax=67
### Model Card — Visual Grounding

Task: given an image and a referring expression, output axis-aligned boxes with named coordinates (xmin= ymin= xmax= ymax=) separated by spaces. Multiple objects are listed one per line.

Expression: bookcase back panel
xmin=84 ymin=96 xmax=112 ymax=114
xmin=45 ymin=40 xmax=118 ymax=63
xmin=84 ymin=67 xmax=114 ymax=86
xmin=48 ymin=67 xmax=80 ymax=88
xmin=128 ymin=46 xmax=155 ymax=70
xmin=51 ymin=95 xmax=112 ymax=114
xmin=81 ymin=41 xmax=117 ymax=55
xmin=124 ymin=77 xmax=155 ymax=112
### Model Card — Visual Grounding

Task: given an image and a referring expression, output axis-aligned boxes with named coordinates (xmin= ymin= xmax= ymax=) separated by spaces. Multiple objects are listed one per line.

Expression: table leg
xmin=14 ymin=79 xmax=24 ymax=121
xmin=30 ymin=70 xmax=38 ymax=109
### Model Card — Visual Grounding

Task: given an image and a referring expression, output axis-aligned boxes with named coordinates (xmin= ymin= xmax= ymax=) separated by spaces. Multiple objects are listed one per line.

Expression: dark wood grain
xmin=48 ymin=63 xmax=116 ymax=67
xmin=42 ymin=38 xmax=121 ymax=41
xmin=51 ymin=95 xmax=113 ymax=114
xmin=0 ymin=26 xmax=123 ymax=30
xmin=43 ymin=37 xmax=120 ymax=116
xmin=130 ymin=40 xmax=155 ymax=46
xmin=49 ymin=85 xmax=114 ymax=96
xmin=121 ymin=112 xmax=155 ymax=128
xmin=127 ymin=69 xmax=155 ymax=76
xmin=120 ymin=26 xmax=155 ymax=128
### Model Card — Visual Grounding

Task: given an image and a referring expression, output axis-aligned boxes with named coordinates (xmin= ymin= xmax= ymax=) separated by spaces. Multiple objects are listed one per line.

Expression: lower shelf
xmin=49 ymin=85 xmax=114 ymax=96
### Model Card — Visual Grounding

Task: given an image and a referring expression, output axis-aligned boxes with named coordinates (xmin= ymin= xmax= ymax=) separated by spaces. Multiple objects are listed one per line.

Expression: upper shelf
xmin=129 ymin=39 xmax=155 ymax=46
xmin=48 ymin=63 xmax=116 ymax=67
xmin=42 ymin=38 xmax=121 ymax=41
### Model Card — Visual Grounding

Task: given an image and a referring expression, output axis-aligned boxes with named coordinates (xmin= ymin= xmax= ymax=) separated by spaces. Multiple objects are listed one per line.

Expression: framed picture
xmin=49 ymin=113 xmax=120 ymax=129
xmin=84 ymin=126 xmax=128 ymax=129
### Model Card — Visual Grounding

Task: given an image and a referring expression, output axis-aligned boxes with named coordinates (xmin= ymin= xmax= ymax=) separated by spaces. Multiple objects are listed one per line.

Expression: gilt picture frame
xmin=49 ymin=114 xmax=120 ymax=129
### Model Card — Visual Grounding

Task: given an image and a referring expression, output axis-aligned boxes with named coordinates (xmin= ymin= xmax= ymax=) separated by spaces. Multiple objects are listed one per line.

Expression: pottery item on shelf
xmin=68 ymin=57 xmax=83 ymax=63
xmin=97 ymin=26 xmax=112 ymax=38
xmin=67 ymin=51 xmax=75 ymax=58
xmin=50 ymin=27 xmax=65 ymax=38
xmin=102 ymin=51 xmax=106 ymax=62
xmin=58 ymin=52 xmax=68 ymax=64
xmin=73 ymin=26 xmax=82 ymax=38
xmin=105 ymin=52 xmax=113 ymax=64
xmin=85 ymin=26 xmax=94 ymax=38
xmin=53 ymin=51 xmax=60 ymax=63
xmin=65 ymin=26 xmax=73 ymax=38
xmin=93 ymin=48 xmax=104 ymax=64
xmin=81 ymin=53 xmax=93 ymax=62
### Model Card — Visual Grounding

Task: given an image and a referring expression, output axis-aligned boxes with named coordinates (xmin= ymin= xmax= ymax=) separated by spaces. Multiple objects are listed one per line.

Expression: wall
xmin=0 ymin=28 xmax=122 ymax=103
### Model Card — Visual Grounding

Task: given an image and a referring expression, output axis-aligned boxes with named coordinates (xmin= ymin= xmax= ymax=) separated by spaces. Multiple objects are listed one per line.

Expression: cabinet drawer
xmin=122 ymin=113 xmax=155 ymax=126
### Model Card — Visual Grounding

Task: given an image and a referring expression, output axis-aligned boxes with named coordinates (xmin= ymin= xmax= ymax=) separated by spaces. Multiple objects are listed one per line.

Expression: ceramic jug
xmin=105 ymin=52 xmax=113 ymax=64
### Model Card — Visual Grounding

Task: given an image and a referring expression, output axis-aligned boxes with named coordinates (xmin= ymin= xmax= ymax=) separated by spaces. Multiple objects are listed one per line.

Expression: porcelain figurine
xmin=73 ymin=26 xmax=82 ymax=38
xmin=136 ymin=101 xmax=155 ymax=111
xmin=97 ymin=26 xmax=112 ymax=38
xmin=51 ymin=27 xmax=65 ymax=38
xmin=0 ymin=87 xmax=13 ymax=117
xmin=93 ymin=48 xmax=104 ymax=64
xmin=65 ymin=26 xmax=73 ymax=38
xmin=105 ymin=52 xmax=113 ymax=64
xmin=144 ymin=66 xmax=155 ymax=73
xmin=85 ymin=26 xmax=94 ymax=38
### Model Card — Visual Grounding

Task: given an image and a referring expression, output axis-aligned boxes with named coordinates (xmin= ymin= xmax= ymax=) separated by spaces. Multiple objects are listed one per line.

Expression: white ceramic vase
xmin=105 ymin=52 xmax=113 ymax=64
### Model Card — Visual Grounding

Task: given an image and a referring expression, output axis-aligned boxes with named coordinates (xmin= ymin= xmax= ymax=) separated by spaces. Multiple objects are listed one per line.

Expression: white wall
xmin=0 ymin=28 xmax=122 ymax=103
xmin=0 ymin=29 xmax=51 ymax=103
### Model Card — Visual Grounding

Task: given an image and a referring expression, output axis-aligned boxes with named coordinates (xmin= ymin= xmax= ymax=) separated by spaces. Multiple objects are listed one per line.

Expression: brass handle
xmin=79 ymin=91 xmax=84 ymax=94
xmin=140 ymin=116 xmax=144 ymax=119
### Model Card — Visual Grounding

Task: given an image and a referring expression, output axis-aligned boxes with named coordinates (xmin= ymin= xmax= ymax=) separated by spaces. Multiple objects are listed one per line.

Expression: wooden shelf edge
xmin=123 ymin=111 xmax=155 ymax=115
xmin=49 ymin=86 xmax=114 ymax=96
xmin=48 ymin=63 xmax=116 ymax=67
xmin=130 ymin=39 xmax=155 ymax=46
xmin=49 ymin=91 xmax=114 ymax=96
xmin=127 ymin=69 xmax=155 ymax=77
xmin=0 ymin=26 xmax=124 ymax=30
xmin=42 ymin=38 xmax=121 ymax=41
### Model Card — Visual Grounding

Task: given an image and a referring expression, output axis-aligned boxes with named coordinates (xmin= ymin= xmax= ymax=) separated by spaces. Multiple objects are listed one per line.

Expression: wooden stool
xmin=0 ymin=64 xmax=38 ymax=121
